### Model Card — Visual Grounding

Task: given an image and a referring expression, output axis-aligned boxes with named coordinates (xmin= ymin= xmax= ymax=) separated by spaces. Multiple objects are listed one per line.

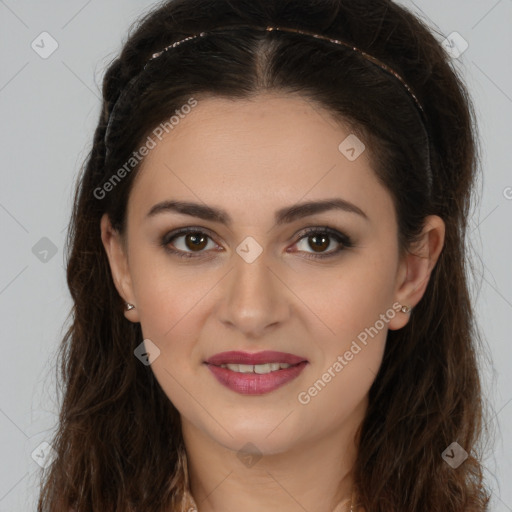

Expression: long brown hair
xmin=38 ymin=0 xmax=494 ymax=510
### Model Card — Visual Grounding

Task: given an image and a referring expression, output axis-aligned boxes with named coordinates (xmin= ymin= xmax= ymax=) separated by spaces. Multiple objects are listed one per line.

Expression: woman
xmin=37 ymin=0 xmax=492 ymax=510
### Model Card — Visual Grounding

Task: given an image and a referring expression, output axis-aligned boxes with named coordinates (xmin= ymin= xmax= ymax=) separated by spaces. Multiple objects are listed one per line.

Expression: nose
xmin=216 ymin=251 xmax=291 ymax=339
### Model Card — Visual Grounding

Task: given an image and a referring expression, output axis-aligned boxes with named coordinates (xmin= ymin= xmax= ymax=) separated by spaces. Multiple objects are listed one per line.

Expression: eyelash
xmin=160 ymin=226 xmax=354 ymax=260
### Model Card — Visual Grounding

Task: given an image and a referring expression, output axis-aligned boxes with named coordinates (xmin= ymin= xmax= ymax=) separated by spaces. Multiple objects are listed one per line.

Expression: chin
xmin=209 ymin=421 xmax=302 ymax=456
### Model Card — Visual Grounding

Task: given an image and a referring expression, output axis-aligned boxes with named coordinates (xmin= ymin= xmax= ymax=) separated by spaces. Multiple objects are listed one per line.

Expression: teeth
xmin=238 ymin=364 xmax=255 ymax=373
xmin=219 ymin=362 xmax=293 ymax=374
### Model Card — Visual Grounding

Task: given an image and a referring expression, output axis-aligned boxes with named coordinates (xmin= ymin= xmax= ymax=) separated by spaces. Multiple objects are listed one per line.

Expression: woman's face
xmin=101 ymin=92 xmax=441 ymax=455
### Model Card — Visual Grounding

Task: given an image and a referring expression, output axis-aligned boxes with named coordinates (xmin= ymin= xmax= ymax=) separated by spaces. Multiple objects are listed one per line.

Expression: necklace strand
xmin=347 ymin=483 xmax=354 ymax=512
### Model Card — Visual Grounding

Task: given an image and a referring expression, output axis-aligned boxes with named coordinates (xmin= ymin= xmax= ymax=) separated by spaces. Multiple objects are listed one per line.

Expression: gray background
xmin=0 ymin=0 xmax=510 ymax=510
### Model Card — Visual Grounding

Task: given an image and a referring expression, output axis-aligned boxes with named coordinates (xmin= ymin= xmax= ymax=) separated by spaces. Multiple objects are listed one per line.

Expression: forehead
xmin=128 ymin=93 xmax=395 ymax=228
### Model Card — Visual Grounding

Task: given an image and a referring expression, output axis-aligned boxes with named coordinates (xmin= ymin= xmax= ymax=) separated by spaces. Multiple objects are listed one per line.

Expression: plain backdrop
xmin=0 ymin=0 xmax=511 ymax=510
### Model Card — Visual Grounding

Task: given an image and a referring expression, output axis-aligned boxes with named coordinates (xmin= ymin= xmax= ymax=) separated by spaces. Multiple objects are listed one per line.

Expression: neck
xmin=180 ymin=398 xmax=366 ymax=512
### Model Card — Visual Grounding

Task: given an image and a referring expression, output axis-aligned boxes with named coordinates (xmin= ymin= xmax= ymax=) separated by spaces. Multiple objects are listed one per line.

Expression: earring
xmin=400 ymin=304 xmax=412 ymax=313
xmin=125 ymin=302 xmax=135 ymax=311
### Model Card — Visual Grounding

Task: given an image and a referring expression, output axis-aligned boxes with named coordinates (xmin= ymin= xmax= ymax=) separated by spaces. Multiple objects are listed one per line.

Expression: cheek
xmin=295 ymin=262 xmax=395 ymax=410
xmin=128 ymin=246 xmax=211 ymax=338
xmin=129 ymin=258 xmax=219 ymax=402
xmin=297 ymin=257 xmax=396 ymax=345
xmin=131 ymin=261 xmax=207 ymax=411
xmin=296 ymin=278 xmax=390 ymax=420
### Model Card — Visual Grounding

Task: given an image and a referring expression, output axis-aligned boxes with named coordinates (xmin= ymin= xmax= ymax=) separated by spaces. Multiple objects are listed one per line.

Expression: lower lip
xmin=205 ymin=361 xmax=308 ymax=395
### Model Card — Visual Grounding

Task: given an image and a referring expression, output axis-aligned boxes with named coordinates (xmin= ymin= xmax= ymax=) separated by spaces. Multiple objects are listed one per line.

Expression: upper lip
xmin=205 ymin=351 xmax=307 ymax=366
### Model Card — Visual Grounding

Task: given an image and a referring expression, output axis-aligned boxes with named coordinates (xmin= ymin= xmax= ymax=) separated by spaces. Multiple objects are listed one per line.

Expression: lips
xmin=204 ymin=351 xmax=309 ymax=395
xmin=205 ymin=350 xmax=307 ymax=366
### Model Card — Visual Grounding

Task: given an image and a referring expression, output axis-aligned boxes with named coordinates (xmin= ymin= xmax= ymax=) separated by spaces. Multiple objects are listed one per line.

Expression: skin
xmin=101 ymin=92 xmax=445 ymax=512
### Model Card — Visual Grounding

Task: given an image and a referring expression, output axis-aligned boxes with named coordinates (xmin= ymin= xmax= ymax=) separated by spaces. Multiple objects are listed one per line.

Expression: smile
xmin=219 ymin=362 xmax=293 ymax=373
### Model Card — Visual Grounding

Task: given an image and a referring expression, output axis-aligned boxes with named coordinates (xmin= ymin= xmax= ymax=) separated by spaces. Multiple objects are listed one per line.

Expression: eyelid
xmin=161 ymin=225 xmax=353 ymax=259
xmin=291 ymin=226 xmax=353 ymax=256
xmin=161 ymin=226 xmax=221 ymax=257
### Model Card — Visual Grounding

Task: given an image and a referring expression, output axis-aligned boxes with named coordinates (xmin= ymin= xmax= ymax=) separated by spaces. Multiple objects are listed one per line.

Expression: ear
xmin=100 ymin=213 xmax=140 ymax=323
xmin=388 ymin=215 xmax=445 ymax=330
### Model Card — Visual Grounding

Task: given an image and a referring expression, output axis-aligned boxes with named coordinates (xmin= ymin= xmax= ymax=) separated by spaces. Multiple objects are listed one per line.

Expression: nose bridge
xmin=218 ymin=247 xmax=289 ymax=336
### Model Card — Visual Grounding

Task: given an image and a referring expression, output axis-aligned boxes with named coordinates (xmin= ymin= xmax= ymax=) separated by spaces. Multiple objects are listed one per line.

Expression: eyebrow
xmin=146 ymin=198 xmax=368 ymax=226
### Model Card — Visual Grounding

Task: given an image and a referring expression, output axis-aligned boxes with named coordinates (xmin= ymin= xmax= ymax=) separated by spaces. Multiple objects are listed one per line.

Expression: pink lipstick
xmin=204 ymin=350 xmax=308 ymax=395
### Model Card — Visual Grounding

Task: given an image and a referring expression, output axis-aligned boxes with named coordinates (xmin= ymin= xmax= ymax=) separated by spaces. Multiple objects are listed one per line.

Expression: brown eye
xmin=307 ymin=233 xmax=330 ymax=252
xmin=183 ymin=232 xmax=208 ymax=251
xmin=161 ymin=226 xmax=353 ymax=260
xmin=293 ymin=227 xmax=354 ymax=259
xmin=161 ymin=229 xmax=217 ymax=258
